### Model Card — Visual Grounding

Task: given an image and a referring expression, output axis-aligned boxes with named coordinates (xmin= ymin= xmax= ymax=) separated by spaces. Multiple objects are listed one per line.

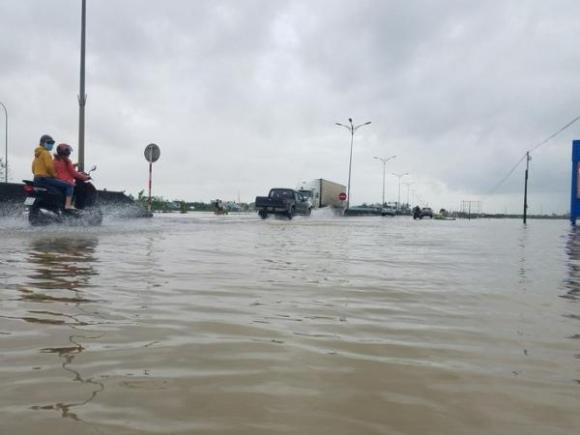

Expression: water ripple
xmin=0 ymin=215 xmax=579 ymax=434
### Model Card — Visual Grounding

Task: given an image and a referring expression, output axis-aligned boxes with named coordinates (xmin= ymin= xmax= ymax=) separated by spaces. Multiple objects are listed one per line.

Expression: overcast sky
xmin=1 ymin=0 xmax=580 ymax=213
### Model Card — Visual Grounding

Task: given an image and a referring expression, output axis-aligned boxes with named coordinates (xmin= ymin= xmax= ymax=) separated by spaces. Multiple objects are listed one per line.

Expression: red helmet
xmin=56 ymin=143 xmax=73 ymax=157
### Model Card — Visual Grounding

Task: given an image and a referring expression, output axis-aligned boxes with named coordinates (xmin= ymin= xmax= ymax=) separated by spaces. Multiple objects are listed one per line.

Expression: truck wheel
xmin=305 ymin=208 xmax=312 ymax=216
xmin=258 ymin=210 xmax=267 ymax=219
xmin=287 ymin=207 xmax=295 ymax=220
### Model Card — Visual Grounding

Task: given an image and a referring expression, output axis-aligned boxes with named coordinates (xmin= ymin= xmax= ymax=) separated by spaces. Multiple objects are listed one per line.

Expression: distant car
xmin=381 ymin=206 xmax=396 ymax=217
xmin=344 ymin=205 xmax=382 ymax=216
xmin=421 ymin=207 xmax=433 ymax=218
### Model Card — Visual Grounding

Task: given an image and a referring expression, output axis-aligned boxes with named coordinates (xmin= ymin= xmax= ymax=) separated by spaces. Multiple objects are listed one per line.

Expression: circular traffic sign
xmin=144 ymin=143 xmax=161 ymax=163
xmin=338 ymin=192 xmax=347 ymax=201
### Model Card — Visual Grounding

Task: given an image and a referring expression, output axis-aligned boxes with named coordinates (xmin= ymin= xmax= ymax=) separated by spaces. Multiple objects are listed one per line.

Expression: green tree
xmin=0 ymin=157 xmax=6 ymax=181
xmin=135 ymin=189 xmax=175 ymax=212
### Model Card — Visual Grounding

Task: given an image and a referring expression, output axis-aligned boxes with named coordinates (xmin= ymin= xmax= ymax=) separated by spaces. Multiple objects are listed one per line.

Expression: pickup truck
xmin=420 ymin=207 xmax=434 ymax=218
xmin=413 ymin=206 xmax=434 ymax=219
xmin=255 ymin=188 xmax=312 ymax=219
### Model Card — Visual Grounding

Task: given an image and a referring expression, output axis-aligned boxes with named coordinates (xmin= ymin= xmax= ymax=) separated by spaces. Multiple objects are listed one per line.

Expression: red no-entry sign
xmin=338 ymin=192 xmax=347 ymax=201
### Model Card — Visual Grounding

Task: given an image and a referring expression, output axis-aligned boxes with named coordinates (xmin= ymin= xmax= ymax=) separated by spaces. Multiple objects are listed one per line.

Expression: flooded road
xmin=1 ymin=213 xmax=579 ymax=434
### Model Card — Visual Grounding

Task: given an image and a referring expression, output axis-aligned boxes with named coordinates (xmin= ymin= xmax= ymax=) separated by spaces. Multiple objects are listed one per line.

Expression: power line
xmin=486 ymin=114 xmax=580 ymax=195
xmin=529 ymin=114 xmax=580 ymax=154
xmin=487 ymin=154 xmax=527 ymax=195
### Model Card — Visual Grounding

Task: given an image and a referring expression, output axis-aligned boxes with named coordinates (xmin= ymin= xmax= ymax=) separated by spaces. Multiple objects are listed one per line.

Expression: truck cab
xmin=297 ymin=189 xmax=315 ymax=209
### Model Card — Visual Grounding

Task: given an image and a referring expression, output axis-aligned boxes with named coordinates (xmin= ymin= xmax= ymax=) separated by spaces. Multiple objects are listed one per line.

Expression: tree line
xmin=131 ymin=190 xmax=251 ymax=213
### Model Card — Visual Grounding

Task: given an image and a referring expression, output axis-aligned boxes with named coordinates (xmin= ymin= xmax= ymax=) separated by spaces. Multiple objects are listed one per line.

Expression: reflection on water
xmin=564 ymin=227 xmax=580 ymax=301
xmin=563 ymin=228 xmax=580 ymax=369
xmin=1 ymin=216 xmax=579 ymax=434
xmin=517 ymin=225 xmax=530 ymax=289
xmin=11 ymin=236 xmax=99 ymax=325
xmin=1 ymin=235 xmax=105 ymax=423
xmin=23 ymin=236 xmax=98 ymax=296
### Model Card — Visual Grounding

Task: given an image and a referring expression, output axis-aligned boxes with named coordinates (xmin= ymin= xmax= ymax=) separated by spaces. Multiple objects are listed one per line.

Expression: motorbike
xmin=23 ymin=166 xmax=103 ymax=226
xmin=412 ymin=206 xmax=422 ymax=220
xmin=212 ymin=199 xmax=229 ymax=215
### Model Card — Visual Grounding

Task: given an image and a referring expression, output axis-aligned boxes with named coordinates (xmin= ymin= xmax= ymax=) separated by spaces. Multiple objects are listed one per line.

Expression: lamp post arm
xmin=353 ymin=121 xmax=372 ymax=132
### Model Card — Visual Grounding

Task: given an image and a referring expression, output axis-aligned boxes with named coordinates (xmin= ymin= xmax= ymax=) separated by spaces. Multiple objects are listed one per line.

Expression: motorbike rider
xmin=31 ymin=134 xmax=76 ymax=210
xmin=53 ymin=143 xmax=89 ymax=208
xmin=413 ymin=205 xmax=422 ymax=219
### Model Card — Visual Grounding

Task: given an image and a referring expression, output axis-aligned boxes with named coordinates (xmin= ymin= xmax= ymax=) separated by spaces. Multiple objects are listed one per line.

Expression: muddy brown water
xmin=1 ymin=212 xmax=579 ymax=434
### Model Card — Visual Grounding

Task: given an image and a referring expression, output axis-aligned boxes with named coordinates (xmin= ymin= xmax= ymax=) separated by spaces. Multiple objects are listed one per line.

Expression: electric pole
xmin=523 ymin=151 xmax=531 ymax=224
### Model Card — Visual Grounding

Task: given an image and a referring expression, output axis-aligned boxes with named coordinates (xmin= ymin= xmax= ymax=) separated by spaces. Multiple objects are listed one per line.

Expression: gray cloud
xmin=1 ymin=0 xmax=579 ymax=212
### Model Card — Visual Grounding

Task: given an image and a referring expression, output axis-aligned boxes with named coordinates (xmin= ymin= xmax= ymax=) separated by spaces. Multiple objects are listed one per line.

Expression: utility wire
xmin=486 ymin=114 xmax=580 ymax=195
xmin=529 ymin=114 xmax=580 ymax=154
xmin=487 ymin=154 xmax=527 ymax=195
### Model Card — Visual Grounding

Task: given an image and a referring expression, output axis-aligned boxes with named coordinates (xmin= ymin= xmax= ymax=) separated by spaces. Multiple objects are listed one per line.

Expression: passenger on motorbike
xmin=53 ymin=143 xmax=89 ymax=208
xmin=31 ymin=134 xmax=76 ymax=210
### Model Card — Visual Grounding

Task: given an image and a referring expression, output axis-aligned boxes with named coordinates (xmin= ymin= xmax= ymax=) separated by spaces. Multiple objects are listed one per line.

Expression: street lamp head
xmin=364 ymin=121 xmax=372 ymax=126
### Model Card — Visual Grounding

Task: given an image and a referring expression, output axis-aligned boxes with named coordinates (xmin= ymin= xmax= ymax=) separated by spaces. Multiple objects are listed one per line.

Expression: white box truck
xmin=298 ymin=179 xmax=346 ymax=209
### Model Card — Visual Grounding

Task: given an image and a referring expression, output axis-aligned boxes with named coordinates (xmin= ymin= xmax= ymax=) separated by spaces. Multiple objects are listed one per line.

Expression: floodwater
xmin=0 ymin=212 xmax=579 ymax=435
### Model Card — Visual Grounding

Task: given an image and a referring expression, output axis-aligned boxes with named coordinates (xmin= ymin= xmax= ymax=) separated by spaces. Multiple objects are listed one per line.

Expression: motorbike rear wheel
xmin=28 ymin=204 xmax=54 ymax=226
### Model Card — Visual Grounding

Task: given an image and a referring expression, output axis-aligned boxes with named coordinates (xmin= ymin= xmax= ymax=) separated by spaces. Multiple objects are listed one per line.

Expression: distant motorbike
xmin=23 ymin=166 xmax=103 ymax=226
xmin=212 ymin=199 xmax=229 ymax=215
xmin=413 ymin=206 xmax=422 ymax=220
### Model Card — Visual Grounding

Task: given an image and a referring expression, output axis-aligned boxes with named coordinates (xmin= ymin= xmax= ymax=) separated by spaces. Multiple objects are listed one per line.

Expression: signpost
xmin=144 ymin=143 xmax=161 ymax=212
xmin=338 ymin=192 xmax=347 ymax=201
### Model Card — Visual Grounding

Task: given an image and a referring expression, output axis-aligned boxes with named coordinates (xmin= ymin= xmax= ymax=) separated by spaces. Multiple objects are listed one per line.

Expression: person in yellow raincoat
xmin=31 ymin=134 xmax=76 ymax=209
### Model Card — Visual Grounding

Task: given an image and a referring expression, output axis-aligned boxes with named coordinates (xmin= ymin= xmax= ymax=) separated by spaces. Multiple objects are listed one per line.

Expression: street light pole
xmin=0 ymin=101 xmax=7 ymax=183
xmin=336 ymin=118 xmax=371 ymax=210
xmin=392 ymin=172 xmax=408 ymax=212
xmin=78 ymin=0 xmax=87 ymax=171
xmin=374 ymin=155 xmax=396 ymax=206
xmin=403 ymin=182 xmax=413 ymax=208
